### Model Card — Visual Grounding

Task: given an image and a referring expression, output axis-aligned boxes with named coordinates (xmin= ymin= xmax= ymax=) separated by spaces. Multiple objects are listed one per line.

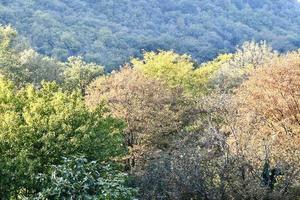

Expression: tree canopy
xmin=0 ymin=11 xmax=300 ymax=198
xmin=1 ymin=0 xmax=300 ymax=70
xmin=0 ymin=78 xmax=126 ymax=197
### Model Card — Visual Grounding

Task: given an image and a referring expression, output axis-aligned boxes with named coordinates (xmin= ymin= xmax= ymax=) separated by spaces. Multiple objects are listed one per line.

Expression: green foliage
xmin=132 ymin=51 xmax=196 ymax=94
xmin=19 ymin=49 xmax=65 ymax=86
xmin=0 ymin=26 xmax=64 ymax=87
xmin=35 ymin=156 xmax=137 ymax=200
xmin=0 ymin=25 xmax=25 ymax=85
xmin=0 ymin=26 xmax=102 ymax=90
xmin=192 ymin=54 xmax=233 ymax=94
xmin=63 ymin=56 xmax=104 ymax=93
xmin=0 ymin=78 xmax=125 ymax=197
xmin=0 ymin=8 xmax=299 ymax=198
xmin=211 ymin=41 xmax=276 ymax=92
xmin=132 ymin=50 xmax=232 ymax=96
xmin=1 ymin=1 xmax=300 ymax=70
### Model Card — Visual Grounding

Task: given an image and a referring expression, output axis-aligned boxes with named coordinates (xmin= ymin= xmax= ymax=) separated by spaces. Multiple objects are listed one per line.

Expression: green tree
xmin=132 ymin=50 xmax=198 ymax=95
xmin=63 ymin=56 xmax=104 ymax=93
xmin=18 ymin=49 xmax=64 ymax=86
xmin=1 ymin=0 xmax=300 ymax=70
xmin=36 ymin=156 xmax=137 ymax=200
xmin=0 ymin=78 xmax=125 ymax=197
xmin=0 ymin=25 xmax=26 ymax=86
xmin=192 ymin=53 xmax=232 ymax=94
xmin=0 ymin=26 xmax=65 ymax=87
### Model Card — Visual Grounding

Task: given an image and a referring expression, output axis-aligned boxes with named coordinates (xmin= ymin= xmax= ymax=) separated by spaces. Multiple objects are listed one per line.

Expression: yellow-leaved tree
xmin=86 ymin=67 xmax=193 ymax=171
xmin=132 ymin=50 xmax=232 ymax=96
xmin=227 ymin=51 xmax=300 ymax=195
xmin=132 ymin=51 xmax=195 ymax=94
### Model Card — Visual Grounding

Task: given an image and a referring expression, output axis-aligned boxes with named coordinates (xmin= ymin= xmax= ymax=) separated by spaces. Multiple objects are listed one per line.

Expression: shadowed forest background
xmin=0 ymin=0 xmax=299 ymax=199
xmin=2 ymin=0 xmax=300 ymax=71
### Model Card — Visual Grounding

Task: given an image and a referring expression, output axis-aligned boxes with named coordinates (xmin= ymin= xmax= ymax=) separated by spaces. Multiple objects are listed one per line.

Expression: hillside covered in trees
xmin=1 ymin=0 xmax=300 ymax=70
xmin=0 ymin=23 xmax=299 ymax=199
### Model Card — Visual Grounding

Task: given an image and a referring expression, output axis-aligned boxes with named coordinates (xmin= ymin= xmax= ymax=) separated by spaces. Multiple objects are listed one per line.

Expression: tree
xmin=0 ymin=26 xmax=65 ymax=87
xmin=211 ymin=41 xmax=276 ymax=92
xmin=18 ymin=49 xmax=64 ymax=86
xmin=63 ymin=56 xmax=104 ymax=93
xmin=135 ymin=89 xmax=270 ymax=200
xmin=226 ymin=51 xmax=300 ymax=197
xmin=131 ymin=51 xmax=197 ymax=95
xmin=86 ymin=67 xmax=193 ymax=171
xmin=1 ymin=0 xmax=300 ymax=70
xmin=192 ymin=53 xmax=232 ymax=95
xmin=131 ymin=51 xmax=235 ymax=97
xmin=0 ymin=78 xmax=125 ymax=197
xmin=0 ymin=25 xmax=26 ymax=86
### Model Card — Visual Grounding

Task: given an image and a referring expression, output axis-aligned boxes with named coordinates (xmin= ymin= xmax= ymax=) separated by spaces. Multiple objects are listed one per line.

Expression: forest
xmin=1 ymin=0 xmax=300 ymax=71
xmin=0 ymin=23 xmax=299 ymax=199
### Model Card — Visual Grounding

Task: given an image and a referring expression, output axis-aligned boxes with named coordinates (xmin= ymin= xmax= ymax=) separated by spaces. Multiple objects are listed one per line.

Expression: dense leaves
xmin=0 ymin=26 xmax=104 ymax=92
xmin=36 ymin=156 xmax=137 ymax=200
xmin=211 ymin=41 xmax=276 ymax=92
xmin=226 ymin=51 xmax=300 ymax=195
xmin=0 ymin=25 xmax=63 ymax=88
xmin=86 ymin=67 xmax=193 ymax=171
xmin=132 ymin=51 xmax=196 ymax=93
xmin=63 ymin=56 xmax=104 ymax=93
xmin=0 ymin=16 xmax=300 ymax=198
xmin=1 ymin=0 xmax=300 ymax=70
xmin=0 ymin=78 xmax=125 ymax=197
xmin=132 ymin=50 xmax=232 ymax=96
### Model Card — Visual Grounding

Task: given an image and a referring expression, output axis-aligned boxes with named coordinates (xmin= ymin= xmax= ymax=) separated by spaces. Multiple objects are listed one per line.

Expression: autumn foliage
xmin=0 ymin=25 xmax=300 ymax=199
xmin=226 ymin=51 xmax=300 ymax=196
xmin=86 ymin=67 xmax=193 ymax=171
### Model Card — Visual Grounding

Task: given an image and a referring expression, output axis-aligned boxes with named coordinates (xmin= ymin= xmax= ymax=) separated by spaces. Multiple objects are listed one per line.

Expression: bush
xmin=35 ymin=156 xmax=137 ymax=200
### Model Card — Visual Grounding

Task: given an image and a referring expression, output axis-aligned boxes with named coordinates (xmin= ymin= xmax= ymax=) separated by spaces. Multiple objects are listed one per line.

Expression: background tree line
xmin=1 ymin=0 xmax=300 ymax=71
